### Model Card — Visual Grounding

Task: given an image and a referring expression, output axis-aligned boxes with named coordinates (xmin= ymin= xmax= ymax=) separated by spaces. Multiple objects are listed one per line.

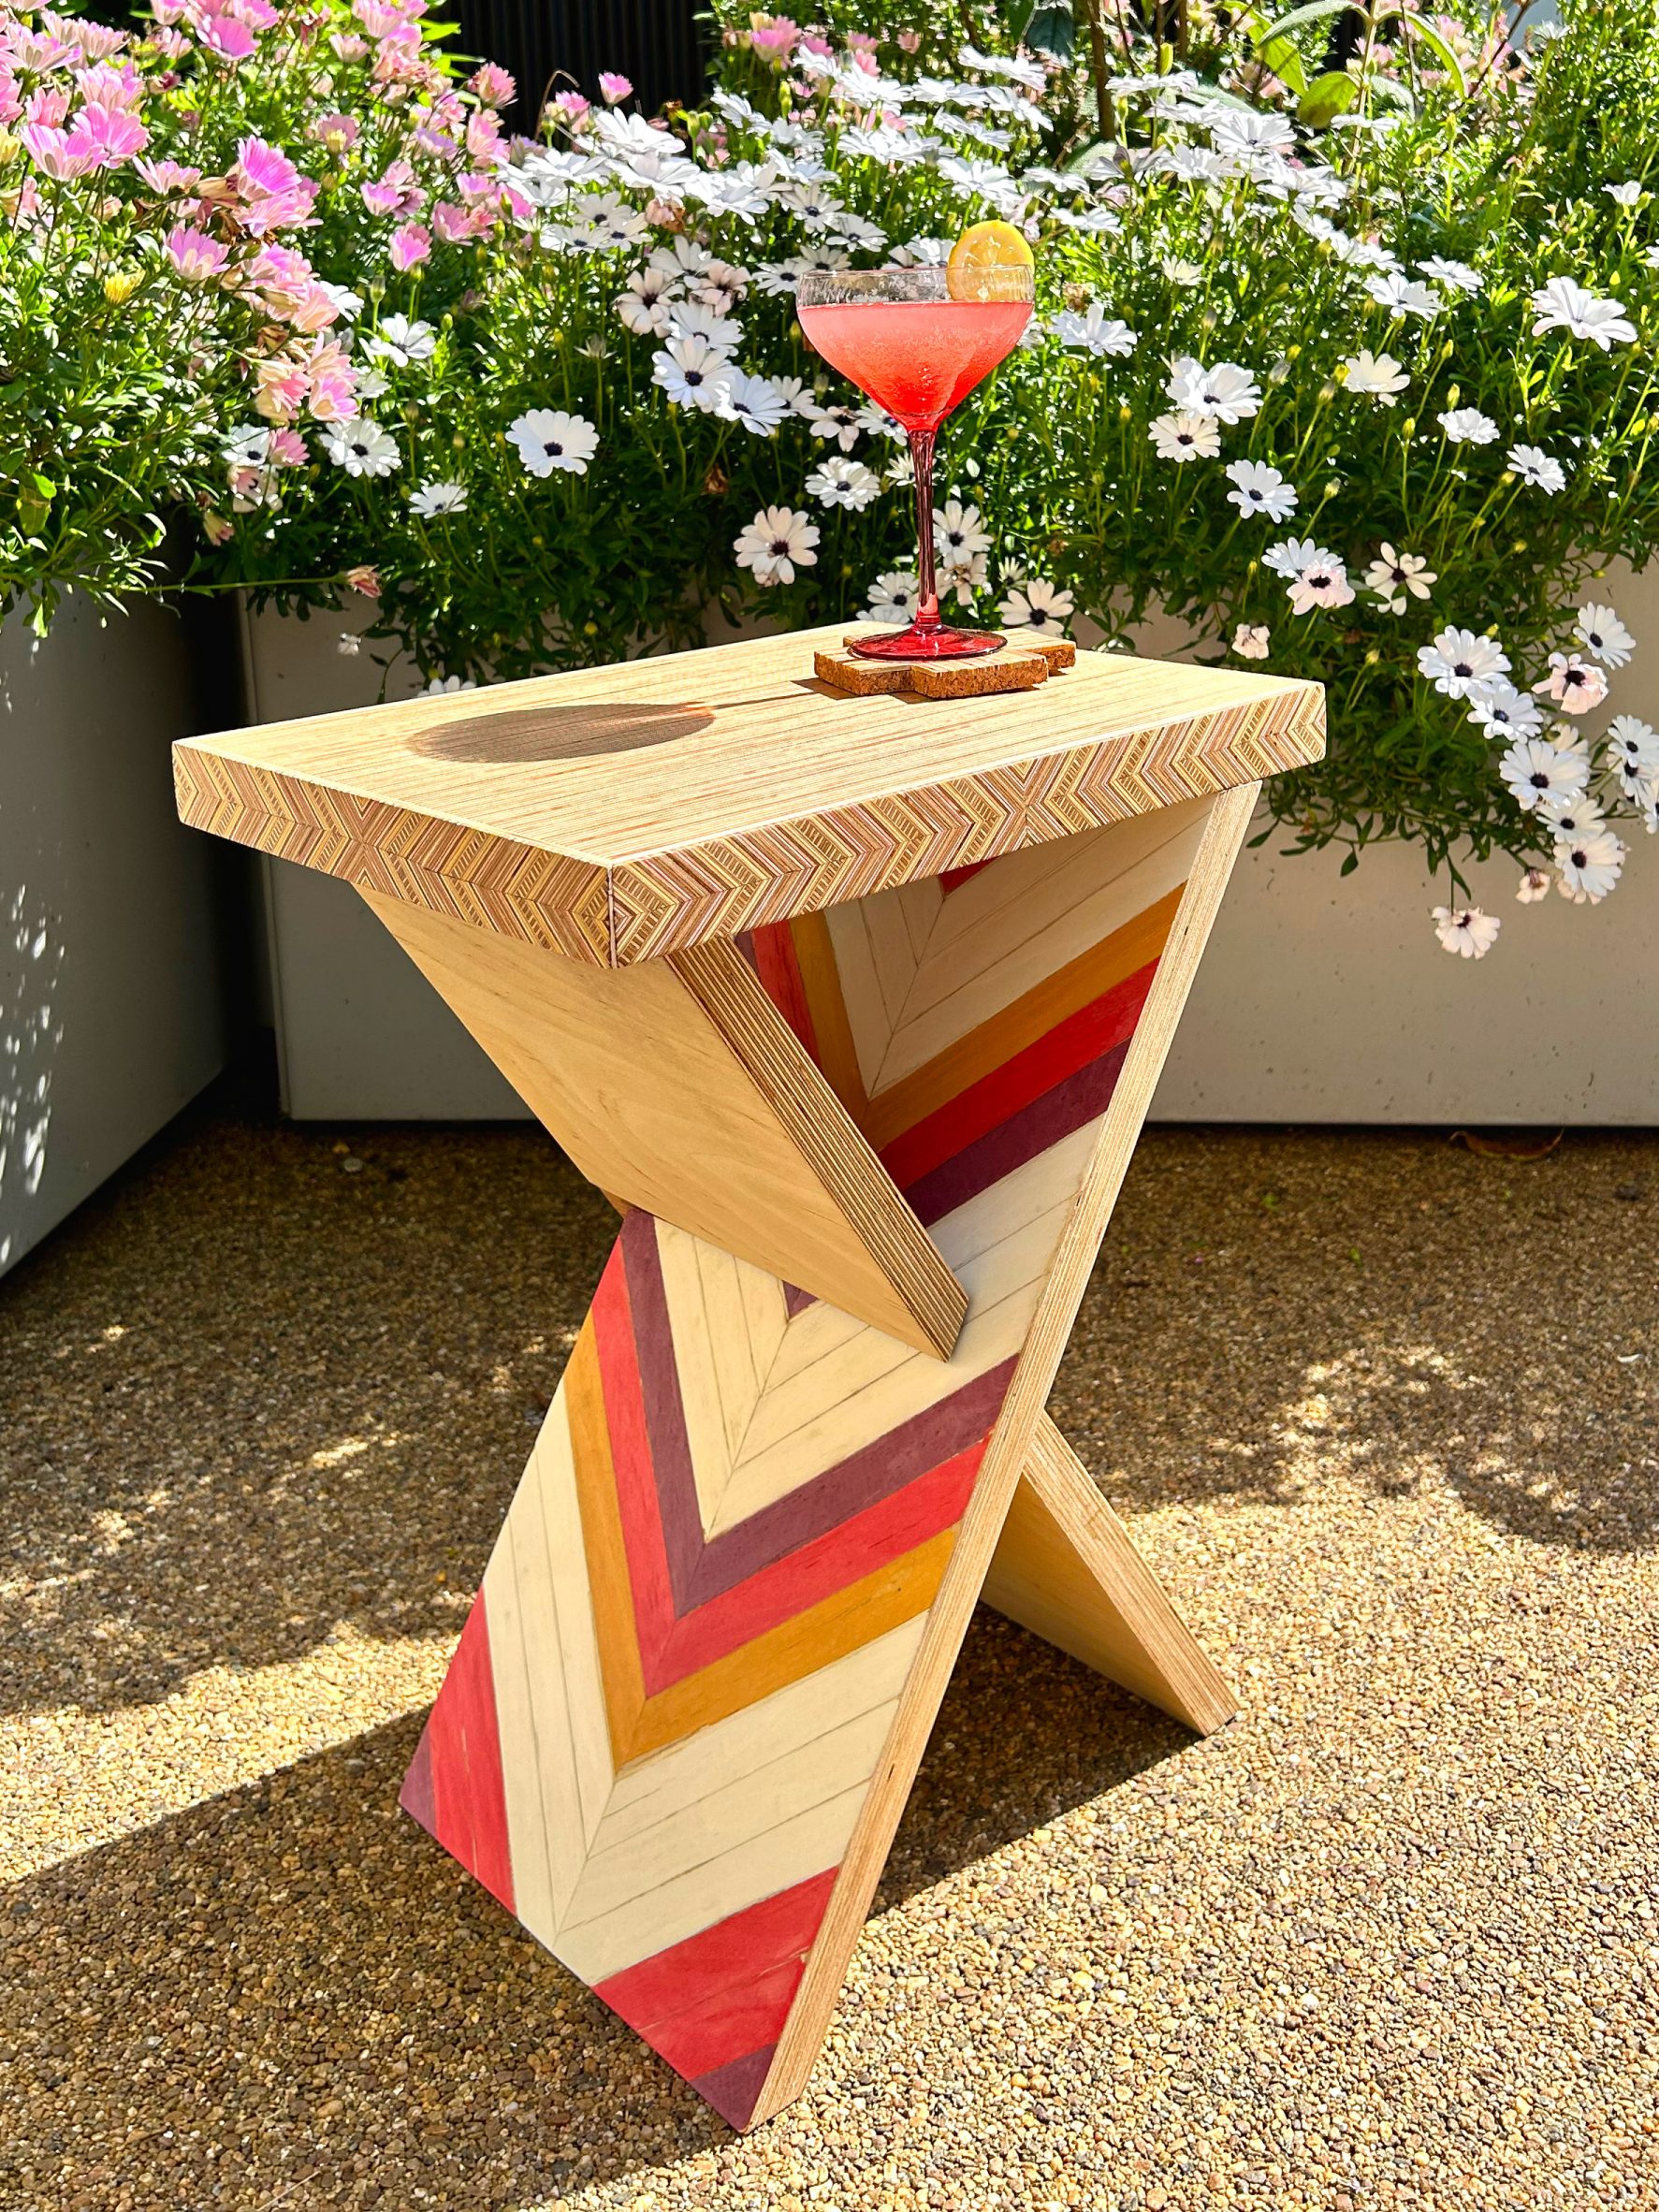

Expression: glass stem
xmin=909 ymin=426 xmax=939 ymax=633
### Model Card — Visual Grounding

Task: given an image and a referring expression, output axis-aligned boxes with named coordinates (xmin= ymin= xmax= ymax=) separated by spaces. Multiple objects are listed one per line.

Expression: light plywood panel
xmin=175 ymin=627 xmax=1324 ymax=965
xmin=983 ymin=1414 xmax=1235 ymax=1735
xmin=362 ymin=889 xmax=965 ymax=1361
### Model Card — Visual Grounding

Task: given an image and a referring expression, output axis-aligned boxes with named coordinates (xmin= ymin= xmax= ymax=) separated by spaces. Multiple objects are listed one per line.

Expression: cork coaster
xmin=815 ymin=633 xmax=1076 ymax=699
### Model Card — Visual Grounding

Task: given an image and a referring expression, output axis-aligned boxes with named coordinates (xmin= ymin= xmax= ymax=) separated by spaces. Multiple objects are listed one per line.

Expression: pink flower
xmin=309 ymin=109 xmax=359 ymax=152
xmin=304 ymin=338 xmax=358 ymax=419
xmin=457 ymin=167 xmax=497 ymax=202
xmin=284 ymin=282 xmax=342 ymax=331
xmin=355 ymin=0 xmax=410 ymax=33
xmin=433 ymin=198 xmax=493 ymax=242
xmin=166 ymin=222 xmax=230 ymax=279
xmin=69 ymin=21 xmax=129 ymax=62
xmin=254 ymin=353 xmax=310 ymax=420
xmin=269 ymin=428 xmax=309 ymax=465
xmin=234 ymin=134 xmax=300 ymax=199
xmin=896 ymin=27 xmax=922 ymax=50
xmin=19 ymin=122 xmax=96 ymax=181
xmin=196 ymin=10 xmax=256 ymax=62
xmin=329 ymin=31 xmax=371 ymax=58
xmin=748 ymin=16 xmax=798 ymax=58
xmin=467 ymin=61 xmax=514 ymax=106
xmin=150 ymin=27 xmax=193 ymax=61
xmin=597 ymin=71 xmax=632 ymax=103
xmin=464 ymin=107 xmax=501 ymax=161
xmin=65 ymin=101 xmax=149 ymax=167
xmin=75 ymin=63 xmax=145 ymax=111
xmin=360 ymin=158 xmax=421 ymax=215
xmin=243 ymin=243 xmax=313 ymax=291
xmin=551 ymin=90 xmax=589 ymax=121
xmin=343 ymin=563 xmax=381 ymax=596
xmin=388 ymin=221 xmax=429 ymax=269
xmin=846 ymin=30 xmax=880 ymax=52
xmin=25 ymin=88 xmax=72 ymax=130
xmin=136 ymin=157 xmax=202 ymax=192
xmin=202 ymin=511 xmax=234 ymax=545
xmin=800 ymin=33 xmax=832 ymax=55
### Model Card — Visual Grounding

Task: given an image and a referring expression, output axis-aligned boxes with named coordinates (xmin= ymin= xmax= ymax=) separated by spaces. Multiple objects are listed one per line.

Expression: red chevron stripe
xmin=419 ymin=1594 xmax=513 ymax=1913
xmin=595 ymin=1867 xmax=838 ymax=2088
xmin=879 ymin=957 xmax=1159 ymax=1191
xmin=590 ymin=1241 xmax=991 ymax=1694
xmin=749 ymin=921 xmax=819 ymax=1055
xmin=939 ymin=861 xmax=993 ymax=894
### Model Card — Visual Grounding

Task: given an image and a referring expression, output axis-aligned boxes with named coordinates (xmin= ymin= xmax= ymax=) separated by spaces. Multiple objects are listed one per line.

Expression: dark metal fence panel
xmin=457 ymin=0 xmax=710 ymax=124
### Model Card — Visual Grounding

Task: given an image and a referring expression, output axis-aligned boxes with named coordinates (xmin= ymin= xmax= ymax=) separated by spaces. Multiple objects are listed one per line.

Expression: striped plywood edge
xmin=173 ymin=626 xmax=1323 ymax=967
xmin=400 ymin=788 xmax=1257 ymax=2128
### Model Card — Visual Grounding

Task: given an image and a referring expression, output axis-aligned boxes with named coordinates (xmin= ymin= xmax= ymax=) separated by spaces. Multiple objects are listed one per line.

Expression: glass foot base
xmin=849 ymin=623 xmax=1006 ymax=662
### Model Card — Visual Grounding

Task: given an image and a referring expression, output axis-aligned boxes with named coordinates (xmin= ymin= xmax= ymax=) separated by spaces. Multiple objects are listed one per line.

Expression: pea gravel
xmin=2 ymin=1101 xmax=1656 ymax=2212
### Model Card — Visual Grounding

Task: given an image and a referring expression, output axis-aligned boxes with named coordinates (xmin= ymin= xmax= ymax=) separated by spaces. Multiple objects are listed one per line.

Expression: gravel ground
xmin=2 ymin=1099 xmax=1656 ymax=2212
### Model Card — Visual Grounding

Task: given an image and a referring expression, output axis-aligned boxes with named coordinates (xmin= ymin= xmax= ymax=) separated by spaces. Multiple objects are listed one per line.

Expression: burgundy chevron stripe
xmin=879 ymin=958 xmax=1158 ymax=1191
xmin=902 ymin=1042 xmax=1133 ymax=1230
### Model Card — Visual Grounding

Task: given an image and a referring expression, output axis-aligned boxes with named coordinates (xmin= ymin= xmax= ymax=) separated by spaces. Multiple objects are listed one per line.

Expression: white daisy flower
xmin=1150 ymin=410 xmax=1221 ymax=462
xmin=853 ymin=402 xmax=905 ymax=444
xmin=665 ymin=298 xmax=742 ymax=351
xmin=941 ymin=550 xmax=989 ymax=606
xmin=616 ymin=266 xmax=675 ymax=335
xmin=933 ymin=499 xmax=991 ymax=560
xmin=734 ymin=504 xmax=819 ymax=585
xmin=806 ymin=455 xmax=882 ymax=510
xmin=1508 ymin=444 xmax=1566 ymax=493
xmin=1263 ymin=537 xmax=1331 ymax=579
xmin=1363 ymin=544 xmax=1435 ymax=613
xmin=1553 ymin=827 xmax=1625 ymax=900
xmin=1533 ymin=651 xmax=1608 ymax=712
xmin=508 ymin=407 xmax=599 ymax=476
xmin=423 ymin=673 xmax=477 ymax=694
xmin=1516 ymin=867 xmax=1551 ymax=903
xmin=1419 ymin=255 xmax=1481 ymax=294
xmin=860 ymin=571 xmax=919 ymax=625
xmin=409 ymin=479 xmax=467 ymax=517
xmin=1540 ymin=788 xmax=1607 ymax=840
xmin=651 ymin=335 xmax=734 ymax=411
xmin=1606 ymin=181 xmax=1643 ymax=207
xmin=691 ymin=258 xmax=750 ymax=313
xmin=1165 ymin=357 xmax=1261 ymax=423
xmin=1052 ymin=304 xmax=1137 ymax=357
xmin=1288 ymin=557 xmax=1355 ymax=614
xmin=1604 ymin=714 xmax=1659 ymax=776
xmin=337 ymin=632 xmax=361 ymax=657
xmin=1366 ymin=272 xmax=1440 ymax=317
xmin=998 ymin=577 xmax=1075 ymax=631
xmin=1418 ymin=627 xmax=1511 ymax=699
xmin=1224 ymin=460 xmax=1298 ymax=523
xmin=1467 ymin=681 xmax=1545 ymax=740
xmin=1231 ymin=623 xmax=1271 ymax=661
xmin=720 ymin=371 xmax=791 ymax=435
xmin=1438 ymin=406 xmax=1500 ymax=445
xmin=321 ymin=421 xmax=401 ymax=476
xmin=1342 ymin=350 xmax=1409 ymax=404
xmin=1499 ymin=735 xmax=1591 ymax=809
xmin=1576 ymin=602 xmax=1635 ymax=668
xmin=1432 ymin=905 xmax=1501 ymax=957
xmin=1161 ymin=256 xmax=1204 ymax=287
xmin=803 ymin=400 xmax=863 ymax=451
xmin=363 ymin=313 xmax=438 ymax=369
xmin=1529 ymin=275 xmax=1637 ymax=348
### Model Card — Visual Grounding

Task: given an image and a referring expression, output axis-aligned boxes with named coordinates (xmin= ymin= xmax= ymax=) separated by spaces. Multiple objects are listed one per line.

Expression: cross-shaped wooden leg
xmin=378 ymin=784 xmax=1253 ymax=2129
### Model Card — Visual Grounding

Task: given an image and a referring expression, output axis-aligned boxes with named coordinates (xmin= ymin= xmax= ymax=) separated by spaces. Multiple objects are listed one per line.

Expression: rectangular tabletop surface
xmin=175 ymin=623 xmax=1324 ymax=967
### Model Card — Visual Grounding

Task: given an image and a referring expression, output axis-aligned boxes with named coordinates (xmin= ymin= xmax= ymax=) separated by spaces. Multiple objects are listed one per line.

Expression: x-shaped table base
xmin=379 ymin=784 xmax=1250 ymax=2128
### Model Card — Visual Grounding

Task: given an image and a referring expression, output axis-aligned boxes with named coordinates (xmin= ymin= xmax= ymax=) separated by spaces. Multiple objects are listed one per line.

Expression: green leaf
xmin=1299 ymin=68 xmax=1358 ymax=126
xmin=1001 ymin=0 xmax=1038 ymax=40
xmin=30 ymin=473 xmax=55 ymax=501
xmin=1253 ymin=0 xmax=1359 ymax=46
xmin=1026 ymin=2 xmax=1075 ymax=58
xmin=1259 ymin=36 xmax=1308 ymax=94
xmin=1402 ymin=14 xmax=1468 ymax=95
xmin=1340 ymin=851 xmax=1360 ymax=875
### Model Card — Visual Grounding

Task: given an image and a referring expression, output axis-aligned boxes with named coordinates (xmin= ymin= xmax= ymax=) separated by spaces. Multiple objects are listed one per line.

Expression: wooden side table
xmin=176 ymin=626 xmax=1323 ymax=2130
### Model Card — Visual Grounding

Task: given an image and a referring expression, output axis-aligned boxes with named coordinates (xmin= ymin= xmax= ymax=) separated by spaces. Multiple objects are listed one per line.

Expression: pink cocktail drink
xmin=796 ymin=263 xmax=1035 ymax=662
xmin=795 ymin=298 xmax=1031 ymax=431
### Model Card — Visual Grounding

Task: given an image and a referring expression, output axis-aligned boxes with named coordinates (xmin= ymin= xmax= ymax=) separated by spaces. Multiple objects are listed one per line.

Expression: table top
xmin=175 ymin=624 xmax=1323 ymax=967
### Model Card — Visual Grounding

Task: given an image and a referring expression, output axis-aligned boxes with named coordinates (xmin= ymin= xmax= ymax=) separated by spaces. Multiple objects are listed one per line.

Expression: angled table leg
xmin=395 ymin=784 xmax=1257 ymax=2129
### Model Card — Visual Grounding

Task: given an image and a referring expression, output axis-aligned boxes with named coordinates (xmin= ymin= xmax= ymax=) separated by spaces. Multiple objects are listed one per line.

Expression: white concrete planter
xmin=242 ymin=578 xmax=1659 ymax=1127
xmin=1 ymin=595 xmax=231 ymax=1277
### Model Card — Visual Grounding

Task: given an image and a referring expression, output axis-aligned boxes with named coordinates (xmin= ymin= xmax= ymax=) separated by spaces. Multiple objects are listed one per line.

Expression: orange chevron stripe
xmin=788 ymin=909 xmax=868 ymax=1124
xmin=566 ymin=1302 xmax=963 ymax=1770
xmin=861 ymin=885 xmax=1184 ymax=1151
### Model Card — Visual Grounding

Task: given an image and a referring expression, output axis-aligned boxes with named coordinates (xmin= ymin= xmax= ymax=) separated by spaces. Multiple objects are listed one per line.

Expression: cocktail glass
xmin=796 ymin=263 xmax=1034 ymax=661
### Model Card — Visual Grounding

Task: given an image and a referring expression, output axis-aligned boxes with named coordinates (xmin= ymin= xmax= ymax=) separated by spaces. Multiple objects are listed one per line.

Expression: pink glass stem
xmin=909 ymin=427 xmax=939 ymax=634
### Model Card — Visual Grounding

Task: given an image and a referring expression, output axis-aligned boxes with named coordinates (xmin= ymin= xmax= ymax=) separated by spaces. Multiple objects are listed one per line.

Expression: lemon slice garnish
xmin=946 ymin=220 xmax=1035 ymax=301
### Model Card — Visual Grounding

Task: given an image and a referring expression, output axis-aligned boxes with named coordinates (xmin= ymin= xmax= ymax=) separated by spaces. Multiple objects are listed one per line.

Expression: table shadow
xmin=408 ymin=701 xmax=713 ymax=764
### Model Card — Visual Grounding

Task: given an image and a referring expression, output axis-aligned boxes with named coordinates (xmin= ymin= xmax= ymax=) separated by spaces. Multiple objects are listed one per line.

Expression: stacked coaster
xmin=815 ymin=634 xmax=1077 ymax=699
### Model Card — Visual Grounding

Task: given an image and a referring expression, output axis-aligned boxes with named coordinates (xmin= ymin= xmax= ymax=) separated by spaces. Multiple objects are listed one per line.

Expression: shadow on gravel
xmin=0 ymin=1612 xmax=1188 ymax=2209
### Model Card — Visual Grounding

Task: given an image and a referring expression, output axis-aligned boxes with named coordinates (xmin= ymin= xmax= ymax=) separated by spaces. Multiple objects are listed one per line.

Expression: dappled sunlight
xmin=0 ymin=880 xmax=65 ymax=1273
